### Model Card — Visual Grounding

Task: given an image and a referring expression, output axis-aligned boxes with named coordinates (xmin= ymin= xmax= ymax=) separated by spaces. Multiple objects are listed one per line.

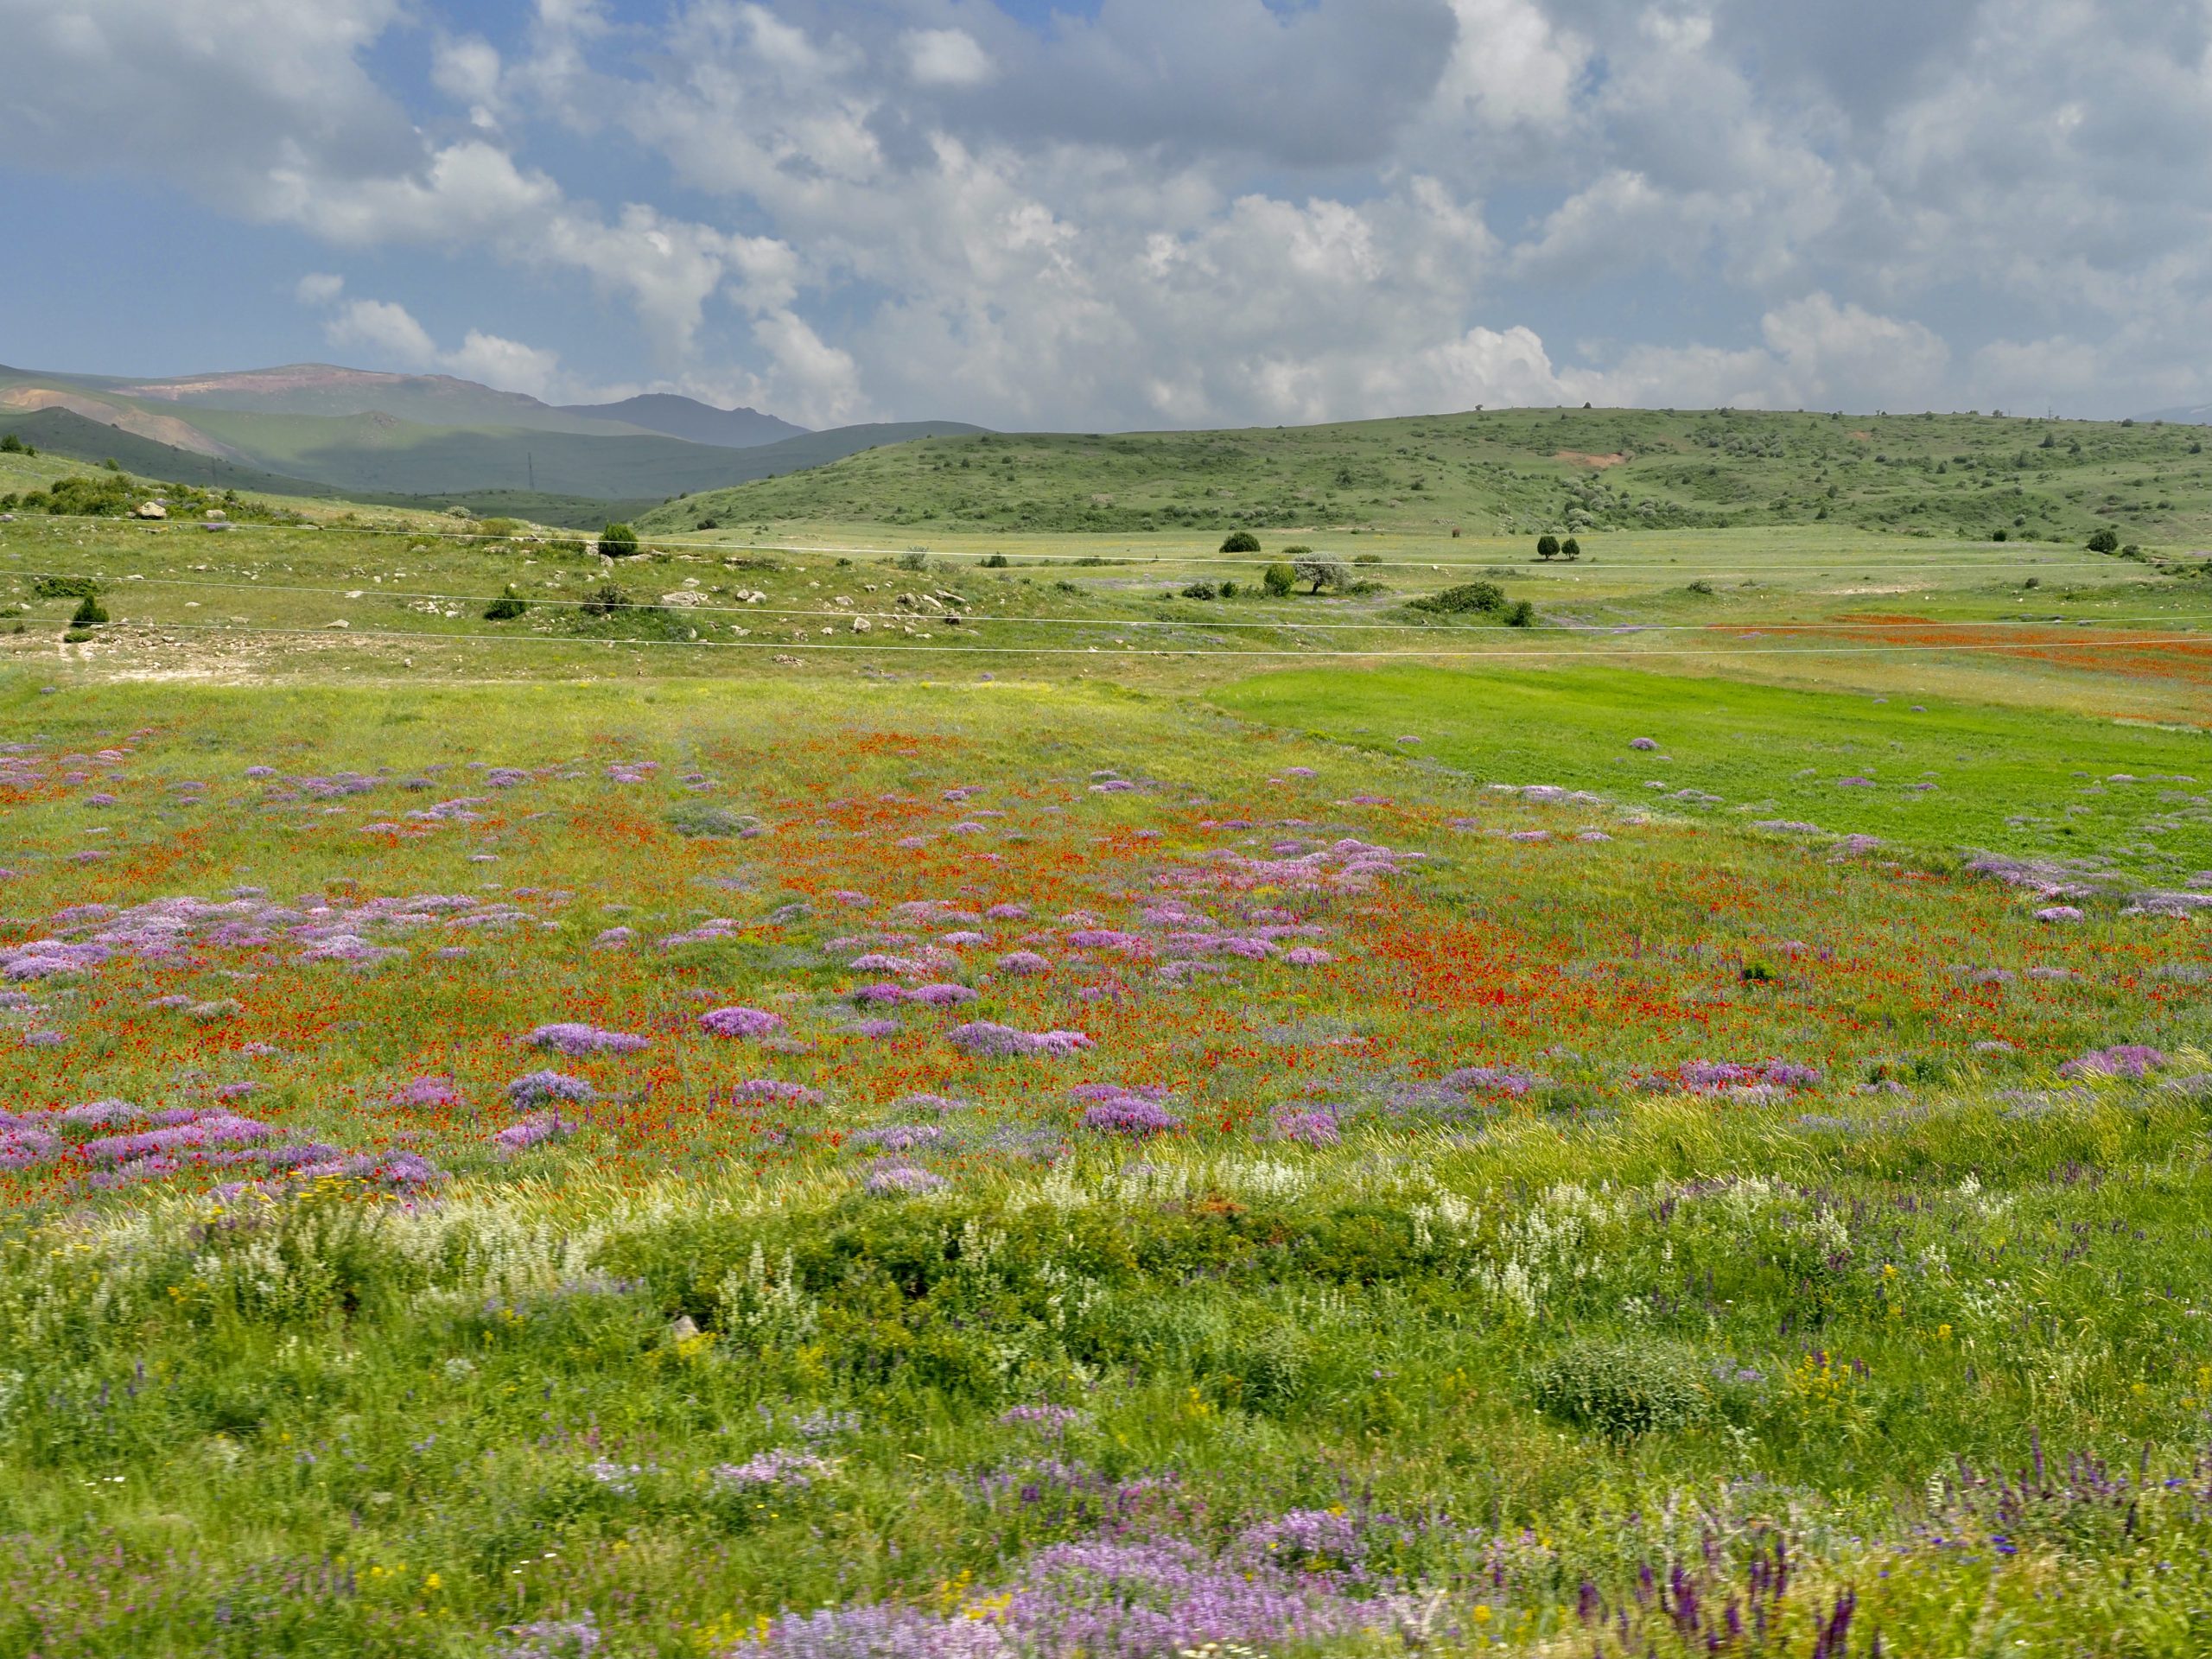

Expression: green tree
xmin=1293 ymin=555 xmax=1348 ymax=594
xmin=483 ymin=588 xmax=530 ymax=620
xmin=0 ymin=435 xmax=20 ymax=454
xmin=599 ymin=523 xmax=641 ymax=557
xmin=1560 ymin=537 xmax=1582 ymax=562
xmin=1219 ymin=531 xmax=1262 ymax=553
xmin=70 ymin=595 xmax=108 ymax=626
xmin=1535 ymin=534 xmax=1560 ymax=561
xmin=1261 ymin=563 xmax=1296 ymax=597
xmin=2086 ymin=528 xmax=2120 ymax=554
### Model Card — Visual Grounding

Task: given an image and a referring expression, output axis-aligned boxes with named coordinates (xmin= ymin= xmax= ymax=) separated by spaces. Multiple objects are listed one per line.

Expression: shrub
xmin=1687 ymin=579 xmax=1715 ymax=596
xmin=1262 ymin=563 xmax=1296 ymax=597
xmin=1535 ymin=533 xmax=1561 ymax=561
xmin=1179 ymin=582 xmax=1218 ymax=601
xmin=1561 ymin=537 xmax=1582 ymax=561
xmin=33 ymin=575 xmax=100 ymax=601
xmin=1992 ymin=529 xmax=2008 ymax=542
xmin=981 ymin=553 xmax=1010 ymax=569
xmin=1219 ymin=531 xmax=1262 ymax=553
xmin=1294 ymin=555 xmax=1348 ymax=594
xmin=1410 ymin=581 xmax=1504 ymax=615
xmin=581 ymin=584 xmax=630 ymax=617
xmin=1505 ymin=599 xmax=1535 ymax=627
xmin=1345 ymin=579 xmax=1389 ymax=596
xmin=69 ymin=595 xmax=108 ymax=627
xmin=2086 ymin=528 xmax=2120 ymax=554
xmin=483 ymin=588 xmax=530 ymax=620
xmin=1353 ymin=553 xmax=1382 ymax=566
xmin=0 ymin=434 xmax=21 ymax=454
xmin=1530 ymin=1340 xmax=1707 ymax=1440
xmin=476 ymin=518 xmax=522 ymax=538
xmin=599 ymin=523 xmax=641 ymax=557
xmin=1217 ymin=579 xmax=1238 ymax=598
xmin=895 ymin=550 xmax=929 ymax=573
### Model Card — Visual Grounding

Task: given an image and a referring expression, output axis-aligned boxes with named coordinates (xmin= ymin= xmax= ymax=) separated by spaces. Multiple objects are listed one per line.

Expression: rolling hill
xmin=639 ymin=404 xmax=2212 ymax=547
xmin=556 ymin=393 xmax=805 ymax=448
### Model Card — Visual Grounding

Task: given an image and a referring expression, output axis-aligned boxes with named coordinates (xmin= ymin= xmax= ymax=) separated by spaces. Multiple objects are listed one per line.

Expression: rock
xmin=851 ymin=615 xmax=872 ymax=633
xmin=134 ymin=502 xmax=167 ymax=520
xmin=670 ymin=1313 xmax=701 ymax=1342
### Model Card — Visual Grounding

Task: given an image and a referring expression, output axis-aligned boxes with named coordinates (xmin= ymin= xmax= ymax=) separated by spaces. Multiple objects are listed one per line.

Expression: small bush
xmin=483 ymin=588 xmax=530 ymax=620
xmin=895 ymin=550 xmax=929 ymax=573
xmin=2086 ymin=528 xmax=2120 ymax=554
xmin=581 ymin=584 xmax=631 ymax=617
xmin=981 ymin=553 xmax=1010 ymax=569
xmin=0 ymin=434 xmax=22 ymax=454
xmin=70 ymin=596 xmax=108 ymax=626
xmin=1353 ymin=554 xmax=1382 ymax=566
xmin=1687 ymin=579 xmax=1715 ymax=596
xmin=476 ymin=518 xmax=522 ymax=538
xmin=599 ymin=523 xmax=641 ymax=557
xmin=1992 ymin=528 xmax=2008 ymax=542
xmin=1262 ymin=563 xmax=1296 ymax=598
xmin=1179 ymin=581 xmax=1218 ymax=601
xmin=1219 ymin=531 xmax=1262 ymax=553
xmin=1505 ymin=600 xmax=1535 ymax=627
xmin=1410 ymin=581 xmax=1504 ymax=615
xmin=1346 ymin=579 xmax=1389 ymax=596
xmin=1530 ymin=1340 xmax=1707 ymax=1440
xmin=34 ymin=575 xmax=101 ymax=600
xmin=1217 ymin=579 xmax=1238 ymax=598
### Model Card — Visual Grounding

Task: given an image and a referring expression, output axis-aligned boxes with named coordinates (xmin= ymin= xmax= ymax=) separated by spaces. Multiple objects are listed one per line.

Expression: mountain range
xmin=0 ymin=361 xmax=977 ymax=521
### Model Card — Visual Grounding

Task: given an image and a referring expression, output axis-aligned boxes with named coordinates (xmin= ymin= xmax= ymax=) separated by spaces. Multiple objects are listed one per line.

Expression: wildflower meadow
xmin=0 ymin=592 xmax=2208 ymax=1655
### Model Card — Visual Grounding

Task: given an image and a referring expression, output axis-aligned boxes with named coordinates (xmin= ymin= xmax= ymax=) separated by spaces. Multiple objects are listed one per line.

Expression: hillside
xmin=640 ymin=405 xmax=2212 ymax=546
xmin=0 ymin=406 xmax=340 ymax=497
xmin=557 ymin=392 xmax=805 ymax=447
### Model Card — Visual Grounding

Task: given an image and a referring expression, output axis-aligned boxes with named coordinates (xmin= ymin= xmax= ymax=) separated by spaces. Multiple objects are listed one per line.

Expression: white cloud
xmin=441 ymin=330 xmax=566 ymax=400
xmin=324 ymin=298 xmax=438 ymax=365
xmin=906 ymin=28 xmax=995 ymax=89
xmin=295 ymin=271 xmax=346 ymax=306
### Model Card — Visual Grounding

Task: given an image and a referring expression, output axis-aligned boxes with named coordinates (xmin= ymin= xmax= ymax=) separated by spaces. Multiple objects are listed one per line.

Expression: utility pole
xmin=527 ymin=452 xmax=535 ymax=491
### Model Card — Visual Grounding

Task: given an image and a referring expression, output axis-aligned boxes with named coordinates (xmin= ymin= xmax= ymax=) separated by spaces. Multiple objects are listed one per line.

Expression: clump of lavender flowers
xmin=506 ymin=1070 xmax=597 ymax=1107
xmin=949 ymin=1020 xmax=1092 ymax=1058
xmin=524 ymin=1022 xmax=647 ymax=1056
xmin=2059 ymin=1045 xmax=2167 ymax=1080
xmin=699 ymin=1006 xmax=784 ymax=1039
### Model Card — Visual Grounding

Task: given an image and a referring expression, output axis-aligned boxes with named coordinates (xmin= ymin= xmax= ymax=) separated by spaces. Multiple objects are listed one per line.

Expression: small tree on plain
xmin=1560 ymin=537 xmax=1582 ymax=562
xmin=2086 ymin=528 xmax=2120 ymax=554
xmin=1262 ymin=563 xmax=1296 ymax=597
xmin=1535 ymin=534 xmax=1560 ymax=561
xmin=599 ymin=522 xmax=641 ymax=557
xmin=1220 ymin=531 xmax=1262 ymax=553
xmin=1294 ymin=555 xmax=1349 ymax=594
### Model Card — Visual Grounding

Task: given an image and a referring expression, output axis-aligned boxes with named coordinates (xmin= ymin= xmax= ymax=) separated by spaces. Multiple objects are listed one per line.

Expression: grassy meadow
xmin=0 ymin=429 xmax=2208 ymax=1656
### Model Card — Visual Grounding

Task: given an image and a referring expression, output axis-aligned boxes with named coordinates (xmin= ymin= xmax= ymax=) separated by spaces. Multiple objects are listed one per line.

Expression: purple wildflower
xmin=996 ymin=950 xmax=1052 ymax=976
xmin=1081 ymin=1095 xmax=1180 ymax=1136
xmin=850 ymin=1124 xmax=947 ymax=1151
xmin=494 ymin=1113 xmax=571 ymax=1151
xmin=2035 ymin=906 xmax=2085 ymax=923
xmin=2059 ymin=1045 xmax=2168 ymax=1080
xmin=1272 ymin=1108 xmax=1340 ymax=1147
xmin=713 ymin=1448 xmax=831 ymax=1491
xmin=524 ymin=1022 xmax=647 ymax=1056
xmin=1281 ymin=945 xmax=1332 ymax=966
xmin=505 ymin=1070 xmax=596 ymax=1106
xmin=948 ymin=1021 xmax=1093 ymax=1058
xmin=728 ymin=1079 xmax=823 ymax=1104
xmin=866 ymin=1164 xmax=946 ymax=1196
xmin=1629 ymin=737 xmax=1659 ymax=751
xmin=906 ymin=982 xmax=980 ymax=1007
xmin=394 ymin=1076 xmax=461 ymax=1108
xmin=699 ymin=1006 xmax=785 ymax=1039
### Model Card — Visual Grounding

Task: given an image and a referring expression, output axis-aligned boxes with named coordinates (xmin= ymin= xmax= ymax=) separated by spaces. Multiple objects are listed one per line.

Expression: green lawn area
xmin=1214 ymin=663 xmax=2212 ymax=883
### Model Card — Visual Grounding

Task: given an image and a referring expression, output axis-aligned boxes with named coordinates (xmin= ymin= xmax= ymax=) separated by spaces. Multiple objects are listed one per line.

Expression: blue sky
xmin=4 ymin=0 xmax=2210 ymax=427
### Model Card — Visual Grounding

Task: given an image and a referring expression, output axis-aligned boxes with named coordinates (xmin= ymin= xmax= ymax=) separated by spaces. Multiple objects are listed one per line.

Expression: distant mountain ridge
xmin=0 ymin=359 xmax=982 ymax=511
xmin=557 ymin=393 xmax=805 ymax=448
xmin=2139 ymin=405 xmax=2212 ymax=425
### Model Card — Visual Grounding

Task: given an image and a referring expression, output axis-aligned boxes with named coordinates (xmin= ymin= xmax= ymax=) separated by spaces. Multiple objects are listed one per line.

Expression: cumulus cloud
xmin=10 ymin=0 xmax=2212 ymax=421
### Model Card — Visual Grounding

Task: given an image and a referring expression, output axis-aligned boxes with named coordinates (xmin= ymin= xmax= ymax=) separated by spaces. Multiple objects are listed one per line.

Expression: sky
xmin=3 ymin=0 xmax=2210 ymax=430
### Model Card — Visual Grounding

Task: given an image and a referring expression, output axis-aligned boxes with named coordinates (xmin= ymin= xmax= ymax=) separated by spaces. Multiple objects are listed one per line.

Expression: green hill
xmin=0 ymin=407 xmax=339 ymax=497
xmin=639 ymin=405 xmax=2212 ymax=547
